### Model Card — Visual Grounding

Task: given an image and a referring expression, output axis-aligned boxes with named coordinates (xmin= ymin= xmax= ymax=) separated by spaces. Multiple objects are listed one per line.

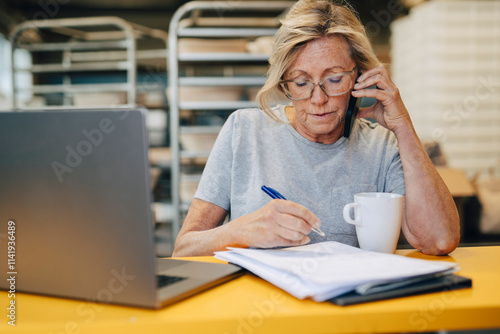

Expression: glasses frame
xmin=279 ymin=67 xmax=357 ymax=101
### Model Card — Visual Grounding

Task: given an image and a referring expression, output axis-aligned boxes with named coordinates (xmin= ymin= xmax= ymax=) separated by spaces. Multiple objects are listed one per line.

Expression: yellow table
xmin=1 ymin=246 xmax=499 ymax=334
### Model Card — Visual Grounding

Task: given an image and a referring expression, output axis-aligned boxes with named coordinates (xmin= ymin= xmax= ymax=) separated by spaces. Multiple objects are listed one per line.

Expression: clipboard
xmin=328 ymin=275 xmax=472 ymax=306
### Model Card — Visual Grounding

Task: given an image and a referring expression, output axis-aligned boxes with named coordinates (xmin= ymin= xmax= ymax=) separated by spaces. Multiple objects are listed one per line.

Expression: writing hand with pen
xmin=261 ymin=186 xmax=326 ymax=238
xmin=227 ymin=186 xmax=325 ymax=249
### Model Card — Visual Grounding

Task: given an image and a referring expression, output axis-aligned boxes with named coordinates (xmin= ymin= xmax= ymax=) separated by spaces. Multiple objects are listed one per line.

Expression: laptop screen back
xmin=0 ymin=109 xmax=159 ymax=308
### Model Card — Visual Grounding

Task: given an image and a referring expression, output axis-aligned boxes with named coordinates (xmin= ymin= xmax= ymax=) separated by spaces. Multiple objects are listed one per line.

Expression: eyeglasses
xmin=279 ymin=68 xmax=356 ymax=100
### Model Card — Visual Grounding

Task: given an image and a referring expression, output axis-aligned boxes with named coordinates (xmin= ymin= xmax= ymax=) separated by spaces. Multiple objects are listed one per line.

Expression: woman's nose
xmin=310 ymin=83 xmax=328 ymax=104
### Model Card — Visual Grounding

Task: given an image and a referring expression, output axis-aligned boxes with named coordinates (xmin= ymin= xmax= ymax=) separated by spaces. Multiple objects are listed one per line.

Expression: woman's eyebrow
xmin=323 ymin=66 xmax=349 ymax=73
xmin=286 ymin=66 xmax=348 ymax=78
xmin=286 ymin=70 xmax=309 ymax=78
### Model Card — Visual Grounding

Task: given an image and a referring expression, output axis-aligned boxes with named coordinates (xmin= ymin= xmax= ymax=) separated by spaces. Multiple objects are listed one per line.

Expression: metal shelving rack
xmin=9 ymin=17 xmax=173 ymax=255
xmin=9 ymin=16 xmax=168 ymax=109
xmin=168 ymin=1 xmax=294 ymax=238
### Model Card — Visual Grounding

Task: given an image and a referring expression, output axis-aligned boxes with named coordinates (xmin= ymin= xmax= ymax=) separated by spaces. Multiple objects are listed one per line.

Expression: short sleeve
xmin=193 ymin=112 xmax=236 ymax=210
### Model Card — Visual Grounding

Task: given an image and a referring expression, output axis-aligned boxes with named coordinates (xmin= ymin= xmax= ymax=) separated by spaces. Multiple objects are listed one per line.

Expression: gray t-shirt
xmin=194 ymin=105 xmax=405 ymax=246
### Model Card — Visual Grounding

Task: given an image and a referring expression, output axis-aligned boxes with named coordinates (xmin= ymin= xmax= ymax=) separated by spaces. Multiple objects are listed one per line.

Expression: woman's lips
xmin=310 ymin=111 xmax=335 ymax=119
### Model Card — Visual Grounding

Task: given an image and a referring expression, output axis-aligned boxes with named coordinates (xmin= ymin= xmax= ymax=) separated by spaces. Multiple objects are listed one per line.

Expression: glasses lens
xmin=281 ymin=73 xmax=353 ymax=100
xmin=321 ymin=74 xmax=352 ymax=96
xmin=282 ymin=80 xmax=311 ymax=100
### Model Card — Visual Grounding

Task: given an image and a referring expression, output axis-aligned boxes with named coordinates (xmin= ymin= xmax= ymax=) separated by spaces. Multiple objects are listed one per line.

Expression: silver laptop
xmin=0 ymin=108 xmax=242 ymax=309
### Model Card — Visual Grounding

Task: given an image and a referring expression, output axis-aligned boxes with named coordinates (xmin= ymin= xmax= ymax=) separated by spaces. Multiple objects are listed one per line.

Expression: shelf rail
xmin=10 ymin=16 xmax=168 ymax=109
xmin=168 ymin=1 xmax=295 ymax=239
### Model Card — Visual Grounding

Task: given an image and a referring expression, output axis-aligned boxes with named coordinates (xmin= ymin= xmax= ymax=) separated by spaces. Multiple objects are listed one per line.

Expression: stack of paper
xmin=215 ymin=241 xmax=458 ymax=302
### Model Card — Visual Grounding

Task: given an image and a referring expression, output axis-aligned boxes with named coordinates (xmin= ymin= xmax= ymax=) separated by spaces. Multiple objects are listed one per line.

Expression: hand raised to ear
xmin=353 ymin=65 xmax=412 ymax=134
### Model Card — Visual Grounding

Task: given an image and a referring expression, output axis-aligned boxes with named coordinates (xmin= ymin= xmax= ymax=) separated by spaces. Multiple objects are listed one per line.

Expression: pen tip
xmin=312 ymin=227 xmax=326 ymax=237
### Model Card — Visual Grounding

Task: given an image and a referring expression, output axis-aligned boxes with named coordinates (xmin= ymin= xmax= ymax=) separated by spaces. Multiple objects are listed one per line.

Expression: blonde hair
xmin=257 ymin=0 xmax=381 ymax=119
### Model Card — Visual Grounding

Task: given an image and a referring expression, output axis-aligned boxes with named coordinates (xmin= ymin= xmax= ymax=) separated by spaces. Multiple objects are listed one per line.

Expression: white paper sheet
xmin=215 ymin=241 xmax=458 ymax=302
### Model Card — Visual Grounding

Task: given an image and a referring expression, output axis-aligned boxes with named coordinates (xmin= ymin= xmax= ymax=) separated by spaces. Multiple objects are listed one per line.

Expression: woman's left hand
xmin=351 ymin=65 xmax=411 ymax=135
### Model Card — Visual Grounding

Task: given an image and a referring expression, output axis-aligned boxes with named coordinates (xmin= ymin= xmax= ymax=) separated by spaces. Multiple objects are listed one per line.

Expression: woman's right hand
xmin=173 ymin=198 xmax=321 ymax=256
xmin=229 ymin=199 xmax=321 ymax=248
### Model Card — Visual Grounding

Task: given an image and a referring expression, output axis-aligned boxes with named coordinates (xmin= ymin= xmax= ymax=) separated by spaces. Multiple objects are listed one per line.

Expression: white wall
xmin=391 ymin=1 xmax=500 ymax=177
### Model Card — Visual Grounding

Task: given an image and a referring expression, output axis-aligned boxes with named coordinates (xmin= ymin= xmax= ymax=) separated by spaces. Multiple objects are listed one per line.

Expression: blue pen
xmin=261 ymin=185 xmax=326 ymax=237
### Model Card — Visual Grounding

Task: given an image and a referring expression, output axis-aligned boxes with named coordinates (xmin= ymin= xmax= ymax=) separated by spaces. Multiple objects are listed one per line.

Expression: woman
xmin=173 ymin=0 xmax=460 ymax=256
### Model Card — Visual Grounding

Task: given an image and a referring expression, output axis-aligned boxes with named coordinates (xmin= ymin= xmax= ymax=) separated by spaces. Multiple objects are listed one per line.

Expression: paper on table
xmin=214 ymin=241 xmax=458 ymax=302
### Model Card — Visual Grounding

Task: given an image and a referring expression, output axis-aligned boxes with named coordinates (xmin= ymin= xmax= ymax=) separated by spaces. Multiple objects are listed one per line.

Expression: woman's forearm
xmin=172 ymin=199 xmax=243 ymax=257
xmin=394 ymin=122 xmax=460 ymax=255
xmin=173 ymin=223 xmax=244 ymax=257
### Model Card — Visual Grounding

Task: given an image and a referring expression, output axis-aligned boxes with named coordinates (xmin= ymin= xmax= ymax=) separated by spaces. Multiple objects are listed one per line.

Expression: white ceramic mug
xmin=343 ymin=192 xmax=403 ymax=253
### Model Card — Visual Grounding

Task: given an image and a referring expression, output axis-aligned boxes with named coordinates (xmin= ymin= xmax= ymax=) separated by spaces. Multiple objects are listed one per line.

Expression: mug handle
xmin=343 ymin=203 xmax=362 ymax=227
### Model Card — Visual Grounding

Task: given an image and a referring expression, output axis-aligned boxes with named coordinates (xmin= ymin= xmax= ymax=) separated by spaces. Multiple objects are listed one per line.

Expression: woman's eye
xmin=326 ymin=76 xmax=342 ymax=84
xmin=294 ymin=81 xmax=309 ymax=88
